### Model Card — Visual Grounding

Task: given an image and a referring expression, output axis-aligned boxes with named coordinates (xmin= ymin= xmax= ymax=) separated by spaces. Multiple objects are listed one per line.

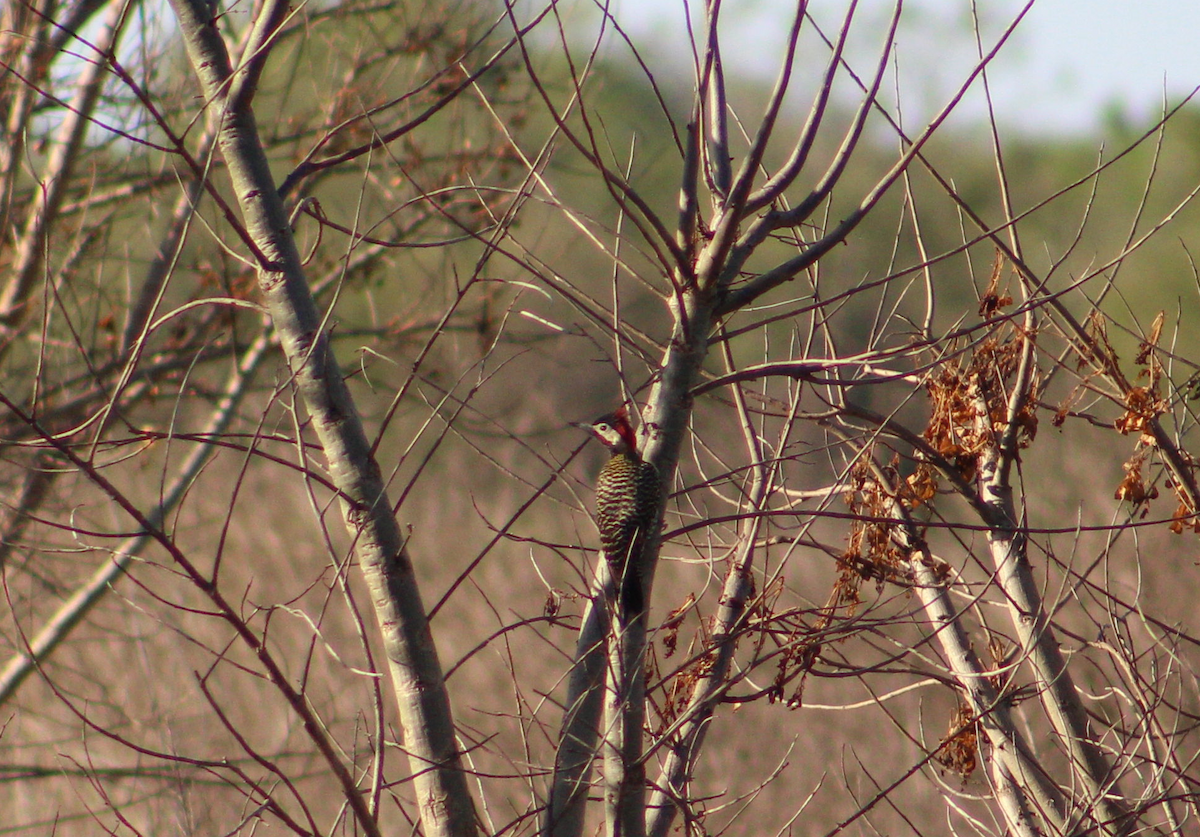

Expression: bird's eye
xmin=596 ymin=423 xmax=610 ymax=432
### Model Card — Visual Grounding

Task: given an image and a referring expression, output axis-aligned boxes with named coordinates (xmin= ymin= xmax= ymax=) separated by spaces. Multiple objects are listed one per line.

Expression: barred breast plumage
xmin=583 ymin=406 xmax=660 ymax=619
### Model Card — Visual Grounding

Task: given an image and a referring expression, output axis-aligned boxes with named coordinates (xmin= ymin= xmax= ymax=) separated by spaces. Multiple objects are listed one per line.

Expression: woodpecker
xmin=579 ymin=405 xmax=660 ymax=619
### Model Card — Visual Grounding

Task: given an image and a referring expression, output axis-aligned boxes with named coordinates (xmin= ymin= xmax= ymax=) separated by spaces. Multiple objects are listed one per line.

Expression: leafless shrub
xmin=3 ymin=2 xmax=1199 ymax=836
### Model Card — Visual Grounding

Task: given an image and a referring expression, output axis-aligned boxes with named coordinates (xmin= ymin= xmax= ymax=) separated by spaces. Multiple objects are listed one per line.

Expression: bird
xmin=578 ymin=405 xmax=660 ymax=620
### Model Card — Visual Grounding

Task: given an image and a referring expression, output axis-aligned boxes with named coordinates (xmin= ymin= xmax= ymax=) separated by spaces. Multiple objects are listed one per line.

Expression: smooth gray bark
xmin=165 ymin=2 xmax=479 ymax=835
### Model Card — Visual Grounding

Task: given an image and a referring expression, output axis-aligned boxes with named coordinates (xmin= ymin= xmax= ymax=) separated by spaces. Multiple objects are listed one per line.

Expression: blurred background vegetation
xmin=3 ymin=0 xmax=1200 ymax=833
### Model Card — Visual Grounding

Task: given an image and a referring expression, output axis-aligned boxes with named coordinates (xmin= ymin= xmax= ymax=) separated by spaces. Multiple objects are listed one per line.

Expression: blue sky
xmin=606 ymin=0 xmax=1200 ymax=136
xmin=986 ymin=0 xmax=1200 ymax=132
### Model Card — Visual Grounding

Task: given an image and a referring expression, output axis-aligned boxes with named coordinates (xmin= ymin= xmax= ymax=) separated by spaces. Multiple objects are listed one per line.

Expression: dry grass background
xmin=4 ymin=1 xmax=1200 ymax=834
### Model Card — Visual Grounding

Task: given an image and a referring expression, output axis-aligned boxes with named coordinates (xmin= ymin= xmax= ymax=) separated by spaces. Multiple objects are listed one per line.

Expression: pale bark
xmin=543 ymin=570 xmax=610 ymax=837
xmin=974 ymin=387 xmax=1130 ymax=836
xmin=0 ymin=0 xmax=129 ymax=339
xmin=165 ymin=1 xmax=478 ymax=835
xmin=0 ymin=329 xmax=272 ymax=705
